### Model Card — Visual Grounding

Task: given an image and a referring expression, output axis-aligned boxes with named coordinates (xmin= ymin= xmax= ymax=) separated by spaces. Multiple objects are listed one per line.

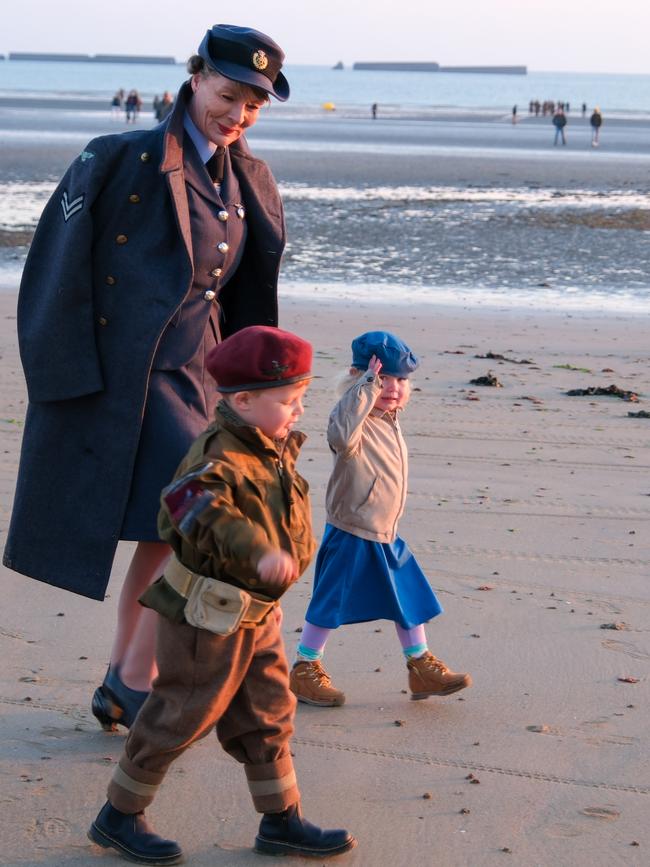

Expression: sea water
xmin=0 ymin=60 xmax=648 ymax=310
xmin=1 ymin=60 xmax=649 ymax=115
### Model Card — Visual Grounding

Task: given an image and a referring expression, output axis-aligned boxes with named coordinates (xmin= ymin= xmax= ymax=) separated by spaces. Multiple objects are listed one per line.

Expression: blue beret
xmin=351 ymin=331 xmax=419 ymax=377
xmin=198 ymin=24 xmax=290 ymax=101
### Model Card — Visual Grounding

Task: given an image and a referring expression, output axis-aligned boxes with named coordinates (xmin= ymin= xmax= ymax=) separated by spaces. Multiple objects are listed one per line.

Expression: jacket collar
xmin=215 ymin=401 xmax=306 ymax=460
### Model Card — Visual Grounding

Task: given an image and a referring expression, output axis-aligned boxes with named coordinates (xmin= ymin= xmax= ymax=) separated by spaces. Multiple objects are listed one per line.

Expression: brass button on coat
xmin=140 ymin=152 xmax=150 ymax=162
xmin=217 ymin=242 xmax=229 ymax=254
xmin=210 ymin=268 xmax=222 ymax=278
xmin=203 ymin=289 xmax=216 ymax=302
xmin=116 ymin=234 xmax=128 ymax=245
xmin=128 ymin=194 xmax=140 ymax=204
xmin=217 ymin=210 xmax=229 ymax=222
xmin=105 ymin=275 xmax=116 ymax=285
xmin=98 ymin=316 xmax=108 ymax=326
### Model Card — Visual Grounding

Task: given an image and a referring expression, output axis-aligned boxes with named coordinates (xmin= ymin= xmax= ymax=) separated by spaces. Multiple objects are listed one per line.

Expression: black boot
xmin=91 ymin=666 xmax=149 ymax=732
xmin=88 ymin=801 xmax=182 ymax=864
xmin=254 ymin=802 xmax=356 ymax=858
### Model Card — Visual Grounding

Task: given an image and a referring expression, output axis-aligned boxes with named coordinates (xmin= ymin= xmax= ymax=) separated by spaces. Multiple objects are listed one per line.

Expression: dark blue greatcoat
xmin=3 ymin=83 xmax=286 ymax=601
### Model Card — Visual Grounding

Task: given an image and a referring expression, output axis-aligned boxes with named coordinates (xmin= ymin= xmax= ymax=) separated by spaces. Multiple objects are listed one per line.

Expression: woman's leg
xmin=109 ymin=541 xmax=172 ymax=691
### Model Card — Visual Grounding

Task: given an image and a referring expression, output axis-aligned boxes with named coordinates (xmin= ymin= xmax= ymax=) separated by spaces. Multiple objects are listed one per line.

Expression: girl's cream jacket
xmin=324 ymin=372 xmax=408 ymax=543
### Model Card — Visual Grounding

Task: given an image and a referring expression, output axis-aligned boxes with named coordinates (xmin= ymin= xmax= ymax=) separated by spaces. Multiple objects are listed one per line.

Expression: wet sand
xmin=2 ymin=105 xmax=649 ymax=306
xmin=1 ymin=289 xmax=649 ymax=866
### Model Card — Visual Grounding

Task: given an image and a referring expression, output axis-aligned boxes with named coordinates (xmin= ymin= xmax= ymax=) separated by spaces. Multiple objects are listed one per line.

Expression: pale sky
xmin=3 ymin=0 xmax=649 ymax=75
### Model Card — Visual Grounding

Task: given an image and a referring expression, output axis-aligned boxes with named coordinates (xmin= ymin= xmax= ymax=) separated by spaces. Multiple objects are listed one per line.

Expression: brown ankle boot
xmin=290 ymin=661 xmax=346 ymax=707
xmin=407 ymin=652 xmax=472 ymax=700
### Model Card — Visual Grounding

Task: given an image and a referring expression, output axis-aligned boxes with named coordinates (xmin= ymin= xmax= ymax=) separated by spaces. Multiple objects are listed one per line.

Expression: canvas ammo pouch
xmin=163 ymin=556 xmax=276 ymax=635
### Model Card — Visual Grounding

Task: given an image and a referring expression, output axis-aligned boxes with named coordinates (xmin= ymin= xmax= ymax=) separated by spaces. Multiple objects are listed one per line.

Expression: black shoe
xmin=254 ymin=803 xmax=356 ymax=858
xmin=91 ymin=667 xmax=149 ymax=732
xmin=88 ymin=801 xmax=183 ymax=864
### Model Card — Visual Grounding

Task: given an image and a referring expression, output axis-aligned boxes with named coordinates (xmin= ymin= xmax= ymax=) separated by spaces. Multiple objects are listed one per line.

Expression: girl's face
xmin=374 ymin=373 xmax=411 ymax=412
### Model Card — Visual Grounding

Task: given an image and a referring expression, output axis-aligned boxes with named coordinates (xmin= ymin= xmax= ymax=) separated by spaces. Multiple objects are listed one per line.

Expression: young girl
xmin=290 ymin=331 xmax=472 ymax=706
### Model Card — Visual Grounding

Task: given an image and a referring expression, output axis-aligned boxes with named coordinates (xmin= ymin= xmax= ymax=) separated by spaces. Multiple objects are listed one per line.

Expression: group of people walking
xmin=4 ymin=22 xmax=473 ymax=865
xmin=514 ymin=98 xmax=604 ymax=147
xmin=528 ymin=99 xmax=571 ymax=116
xmin=110 ymin=88 xmax=143 ymax=122
xmin=110 ymin=89 xmax=174 ymax=123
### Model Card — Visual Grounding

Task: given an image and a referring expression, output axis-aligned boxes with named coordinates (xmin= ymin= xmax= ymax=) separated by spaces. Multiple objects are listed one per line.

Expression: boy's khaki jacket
xmin=325 ymin=372 xmax=408 ymax=544
xmin=142 ymin=403 xmax=315 ymax=621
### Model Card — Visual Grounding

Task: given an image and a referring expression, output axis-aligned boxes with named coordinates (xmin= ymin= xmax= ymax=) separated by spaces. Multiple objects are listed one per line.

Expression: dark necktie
xmin=205 ymin=147 xmax=225 ymax=184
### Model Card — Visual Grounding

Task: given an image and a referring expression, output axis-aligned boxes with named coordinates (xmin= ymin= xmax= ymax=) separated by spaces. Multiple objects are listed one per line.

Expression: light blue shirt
xmin=183 ymin=111 xmax=217 ymax=164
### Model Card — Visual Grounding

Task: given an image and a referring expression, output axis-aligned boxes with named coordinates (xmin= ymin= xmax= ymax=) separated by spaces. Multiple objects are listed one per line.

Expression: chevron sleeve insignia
xmin=60 ymin=190 xmax=85 ymax=222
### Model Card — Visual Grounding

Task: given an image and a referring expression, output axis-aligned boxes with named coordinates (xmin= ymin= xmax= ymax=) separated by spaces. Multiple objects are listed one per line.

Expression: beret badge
xmin=252 ymin=49 xmax=269 ymax=70
xmin=262 ymin=360 xmax=290 ymax=379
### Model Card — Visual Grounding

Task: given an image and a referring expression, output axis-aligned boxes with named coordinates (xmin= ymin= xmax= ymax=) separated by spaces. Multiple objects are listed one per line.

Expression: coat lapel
xmin=230 ymin=141 xmax=285 ymax=252
xmin=160 ymin=82 xmax=194 ymax=267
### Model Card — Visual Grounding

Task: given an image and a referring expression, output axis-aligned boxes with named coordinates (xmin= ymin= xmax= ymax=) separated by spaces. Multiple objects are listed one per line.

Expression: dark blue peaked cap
xmin=197 ymin=24 xmax=290 ymax=101
xmin=351 ymin=331 xmax=419 ymax=376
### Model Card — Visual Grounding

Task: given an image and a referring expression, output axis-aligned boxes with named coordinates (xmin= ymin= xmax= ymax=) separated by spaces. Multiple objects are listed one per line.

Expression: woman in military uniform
xmin=3 ymin=24 xmax=291 ymax=730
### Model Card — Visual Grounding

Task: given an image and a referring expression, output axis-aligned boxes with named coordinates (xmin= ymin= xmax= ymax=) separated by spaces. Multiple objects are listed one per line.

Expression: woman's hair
xmin=186 ymin=55 xmax=270 ymax=104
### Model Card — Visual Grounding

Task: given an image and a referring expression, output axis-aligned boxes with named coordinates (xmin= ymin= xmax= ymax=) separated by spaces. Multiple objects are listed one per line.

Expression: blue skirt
xmin=305 ymin=524 xmax=443 ymax=630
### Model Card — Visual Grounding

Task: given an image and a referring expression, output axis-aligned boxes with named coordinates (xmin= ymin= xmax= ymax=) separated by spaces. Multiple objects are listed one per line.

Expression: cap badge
xmin=262 ymin=360 xmax=289 ymax=379
xmin=252 ymin=50 xmax=269 ymax=71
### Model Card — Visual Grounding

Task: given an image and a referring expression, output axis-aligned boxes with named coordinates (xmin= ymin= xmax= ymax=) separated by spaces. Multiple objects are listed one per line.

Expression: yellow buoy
xmin=322 ymin=101 xmax=336 ymax=111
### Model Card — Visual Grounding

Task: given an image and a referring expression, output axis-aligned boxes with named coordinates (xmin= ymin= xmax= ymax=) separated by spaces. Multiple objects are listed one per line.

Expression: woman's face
xmin=189 ymin=72 xmax=266 ymax=147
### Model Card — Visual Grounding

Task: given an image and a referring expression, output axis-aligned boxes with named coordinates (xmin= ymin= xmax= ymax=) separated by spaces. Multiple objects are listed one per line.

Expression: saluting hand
xmin=367 ymin=354 xmax=382 ymax=376
xmin=257 ymin=550 xmax=298 ymax=586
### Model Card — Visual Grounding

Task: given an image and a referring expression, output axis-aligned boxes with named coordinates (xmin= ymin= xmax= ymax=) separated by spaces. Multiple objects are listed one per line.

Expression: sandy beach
xmin=0 ymin=93 xmax=649 ymax=865
xmin=1 ymin=285 xmax=649 ymax=866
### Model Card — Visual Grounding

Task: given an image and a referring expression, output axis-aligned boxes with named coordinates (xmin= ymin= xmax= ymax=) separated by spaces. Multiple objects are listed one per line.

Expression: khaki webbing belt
xmin=164 ymin=556 xmax=276 ymax=625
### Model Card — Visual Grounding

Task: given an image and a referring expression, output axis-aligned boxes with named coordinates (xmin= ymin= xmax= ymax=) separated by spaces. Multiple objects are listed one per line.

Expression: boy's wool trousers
xmin=107 ymin=612 xmax=299 ymax=814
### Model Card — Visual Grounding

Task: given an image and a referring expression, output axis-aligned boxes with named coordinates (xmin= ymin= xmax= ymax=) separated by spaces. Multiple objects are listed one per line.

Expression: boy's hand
xmin=367 ymin=354 xmax=382 ymax=376
xmin=257 ymin=550 xmax=298 ymax=586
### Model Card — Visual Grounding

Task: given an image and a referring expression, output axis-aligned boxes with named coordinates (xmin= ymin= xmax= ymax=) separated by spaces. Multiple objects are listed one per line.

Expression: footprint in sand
xmin=527 ymin=720 xmax=636 ymax=746
xmin=26 ymin=816 xmax=71 ymax=840
xmin=580 ymin=806 xmax=620 ymax=820
xmin=545 ymin=823 xmax=584 ymax=839
xmin=601 ymin=638 xmax=650 ymax=661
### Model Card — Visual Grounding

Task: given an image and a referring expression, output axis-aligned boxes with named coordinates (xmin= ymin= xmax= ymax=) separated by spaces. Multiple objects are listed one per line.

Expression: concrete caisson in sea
xmin=353 ymin=61 xmax=526 ymax=75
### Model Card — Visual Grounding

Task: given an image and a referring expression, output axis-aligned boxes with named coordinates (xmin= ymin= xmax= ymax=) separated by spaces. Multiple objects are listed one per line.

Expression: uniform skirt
xmin=120 ymin=327 xmax=218 ymax=542
xmin=305 ymin=524 xmax=443 ymax=630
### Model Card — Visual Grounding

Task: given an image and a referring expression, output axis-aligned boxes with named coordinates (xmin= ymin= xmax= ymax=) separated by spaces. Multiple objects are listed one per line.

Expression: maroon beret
xmin=206 ymin=325 xmax=312 ymax=392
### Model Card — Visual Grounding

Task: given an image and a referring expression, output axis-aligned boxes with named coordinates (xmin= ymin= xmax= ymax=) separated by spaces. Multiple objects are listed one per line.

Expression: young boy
xmin=88 ymin=326 xmax=356 ymax=863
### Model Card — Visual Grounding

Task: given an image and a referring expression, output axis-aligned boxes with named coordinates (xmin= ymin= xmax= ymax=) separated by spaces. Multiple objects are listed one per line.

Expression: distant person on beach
xmin=88 ymin=326 xmax=356 ymax=863
xmin=4 ymin=24 xmax=296 ymax=742
xmin=155 ymin=90 xmax=174 ymax=121
xmin=125 ymin=89 xmax=142 ymax=122
xmin=582 ymin=101 xmax=587 ymax=116
xmin=289 ymin=331 xmax=472 ymax=707
xmin=110 ymin=89 xmax=124 ymax=119
xmin=552 ymin=107 xmax=567 ymax=145
xmin=512 ymin=104 xmax=517 ymax=123
xmin=590 ymin=106 xmax=603 ymax=146
xmin=371 ymin=102 xmax=377 ymax=119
